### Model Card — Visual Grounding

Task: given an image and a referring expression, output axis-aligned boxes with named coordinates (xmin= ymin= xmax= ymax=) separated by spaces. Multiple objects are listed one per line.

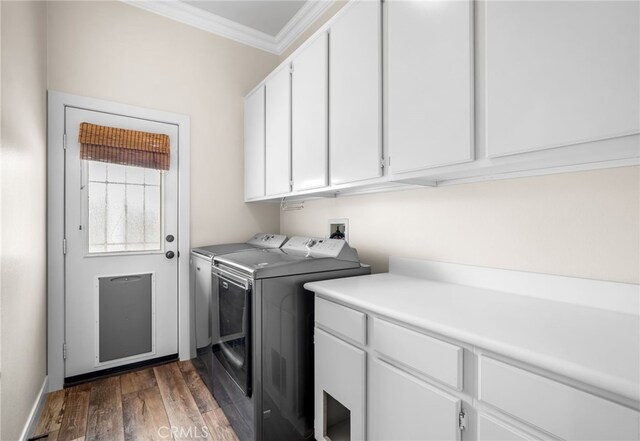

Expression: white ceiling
xmin=123 ymin=0 xmax=332 ymax=54
xmin=185 ymin=1 xmax=308 ymax=37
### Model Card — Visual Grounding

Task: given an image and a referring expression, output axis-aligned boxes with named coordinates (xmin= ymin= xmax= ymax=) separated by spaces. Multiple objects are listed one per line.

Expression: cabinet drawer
xmin=315 ymin=297 xmax=366 ymax=345
xmin=479 ymin=356 xmax=640 ymax=440
xmin=372 ymin=318 xmax=463 ymax=390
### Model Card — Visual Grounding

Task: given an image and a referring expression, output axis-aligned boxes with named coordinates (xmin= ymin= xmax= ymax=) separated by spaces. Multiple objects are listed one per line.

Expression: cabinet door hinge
xmin=458 ymin=410 xmax=467 ymax=431
xmin=380 ymin=158 xmax=387 ymax=169
xmin=290 ymin=63 xmax=294 ymax=74
xmin=63 ymin=133 xmax=67 ymax=150
xmin=289 ymin=180 xmax=294 ymax=189
xmin=62 ymin=238 xmax=67 ymax=255
xmin=62 ymin=343 xmax=67 ymax=360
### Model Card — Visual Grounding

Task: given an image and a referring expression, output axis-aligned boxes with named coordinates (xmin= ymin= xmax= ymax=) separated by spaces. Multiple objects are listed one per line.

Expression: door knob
xmin=165 ymin=251 xmax=175 ymax=259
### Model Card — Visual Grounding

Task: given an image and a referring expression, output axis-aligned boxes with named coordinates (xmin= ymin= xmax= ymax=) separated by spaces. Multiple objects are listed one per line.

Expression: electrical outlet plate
xmin=328 ymin=218 xmax=349 ymax=242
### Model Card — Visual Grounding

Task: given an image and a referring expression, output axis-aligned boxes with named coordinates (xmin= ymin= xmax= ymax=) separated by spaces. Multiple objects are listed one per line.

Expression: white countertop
xmin=305 ymin=269 xmax=640 ymax=402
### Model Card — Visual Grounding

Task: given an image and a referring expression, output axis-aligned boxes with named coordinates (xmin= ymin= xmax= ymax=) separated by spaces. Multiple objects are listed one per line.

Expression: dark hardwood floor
xmin=32 ymin=361 xmax=239 ymax=441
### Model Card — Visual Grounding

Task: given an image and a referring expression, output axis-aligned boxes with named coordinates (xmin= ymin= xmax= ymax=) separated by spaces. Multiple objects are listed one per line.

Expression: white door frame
xmin=47 ymin=91 xmax=192 ymax=391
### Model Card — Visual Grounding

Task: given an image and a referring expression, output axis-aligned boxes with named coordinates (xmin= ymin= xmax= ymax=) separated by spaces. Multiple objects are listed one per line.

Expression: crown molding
xmin=274 ymin=0 xmax=333 ymax=53
xmin=122 ymin=0 xmax=333 ymax=55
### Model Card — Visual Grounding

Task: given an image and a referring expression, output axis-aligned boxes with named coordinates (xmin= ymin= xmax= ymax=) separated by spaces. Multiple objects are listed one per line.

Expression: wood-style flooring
xmin=32 ymin=360 xmax=239 ymax=441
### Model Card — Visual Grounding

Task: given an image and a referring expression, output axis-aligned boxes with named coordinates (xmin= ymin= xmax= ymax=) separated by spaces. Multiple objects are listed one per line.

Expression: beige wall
xmin=1 ymin=2 xmax=48 ymax=440
xmin=281 ymin=167 xmax=640 ymax=284
xmin=47 ymin=1 xmax=281 ymax=247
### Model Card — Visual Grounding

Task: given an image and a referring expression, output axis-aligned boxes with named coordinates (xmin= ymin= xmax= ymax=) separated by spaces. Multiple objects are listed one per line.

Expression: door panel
xmin=485 ymin=0 xmax=640 ymax=157
xmin=292 ymin=33 xmax=329 ymax=191
xmin=329 ymin=0 xmax=382 ymax=185
xmin=369 ymin=358 xmax=461 ymax=441
xmin=265 ymin=65 xmax=292 ymax=196
xmin=387 ymin=0 xmax=474 ymax=173
xmin=315 ymin=328 xmax=367 ymax=441
xmin=64 ymin=107 xmax=178 ymax=377
xmin=244 ymin=86 xmax=266 ymax=200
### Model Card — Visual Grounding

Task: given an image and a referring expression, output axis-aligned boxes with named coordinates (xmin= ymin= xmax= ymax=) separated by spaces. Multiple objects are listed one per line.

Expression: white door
xmin=244 ymin=85 xmax=266 ymax=200
xmin=64 ymin=107 xmax=179 ymax=378
xmin=292 ymin=32 xmax=329 ymax=191
xmin=485 ymin=0 xmax=640 ymax=157
xmin=265 ymin=64 xmax=292 ymax=196
xmin=387 ymin=0 xmax=474 ymax=174
xmin=315 ymin=328 xmax=367 ymax=441
xmin=369 ymin=358 xmax=461 ymax=441
xmin=329 ymin=0 xmax=382 ymax=185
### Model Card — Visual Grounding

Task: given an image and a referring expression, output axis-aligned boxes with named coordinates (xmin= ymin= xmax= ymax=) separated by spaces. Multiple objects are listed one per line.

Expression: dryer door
xmin=213 ymin=267 xmax=252 ymax=396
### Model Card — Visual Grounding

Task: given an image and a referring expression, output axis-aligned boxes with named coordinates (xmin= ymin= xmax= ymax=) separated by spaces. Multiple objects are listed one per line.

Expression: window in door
xmin=86 ymin=161 xmax=164 ymax=254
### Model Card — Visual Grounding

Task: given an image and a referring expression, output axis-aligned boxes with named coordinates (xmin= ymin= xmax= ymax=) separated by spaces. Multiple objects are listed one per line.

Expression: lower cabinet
xmin=315 ymin=327 xmax=367 ymax=441
xmin=313 ymin=297 xmax=640 ymax=441
xmin=369 ymin=358 xmax=462 ymax=441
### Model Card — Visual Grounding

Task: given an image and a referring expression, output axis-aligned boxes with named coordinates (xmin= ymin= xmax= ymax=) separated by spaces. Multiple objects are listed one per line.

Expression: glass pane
xmin=88 ymin=182 xmax=106 ymax=251
xmin=88 ymin=161 xmax=107 ymax=182
xmin=106 ymin=243 xmax=126 ymax=252
xmin=144 ymin=185 xmax=161 ymax=247
xmin=86 ymin=161 xmax=163 ymax=254
xmin=126 ymin=166 xmax=145 ymax=185
xmin=126 ymin=185 xmax=145 ymax=245
xmin=107 ymin=164 xmax=126 ymax=183
xmin=106 ymin=183 xmax=126 ymax=246
xmin=144 ymin=168 xmax=161 ymax=186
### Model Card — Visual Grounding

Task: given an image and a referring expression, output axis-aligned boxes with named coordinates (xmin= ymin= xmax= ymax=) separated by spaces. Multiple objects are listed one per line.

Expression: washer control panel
xmin=246 ymin=233 xmax=288 ymax=248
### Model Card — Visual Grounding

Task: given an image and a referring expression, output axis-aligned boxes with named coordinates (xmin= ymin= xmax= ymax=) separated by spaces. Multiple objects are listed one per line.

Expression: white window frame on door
xmin=47 ymin=91 xmax=191 ymax=392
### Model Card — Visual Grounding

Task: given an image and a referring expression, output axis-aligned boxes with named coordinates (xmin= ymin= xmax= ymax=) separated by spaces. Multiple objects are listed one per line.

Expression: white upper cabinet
xmin=292 ymin=33 xmax=329 ymax=192
xmin=244 ymin=86 xmax=265 ymax=200
xmin=265 ymin=65 xmax=292 ymax=196
xmin=485 ymin=0 xmax=640 ymax=157
xmin=387 ymin=0 xmax=474 ymax=174
xmin=329 ymin=0 xmax=382 ymax=185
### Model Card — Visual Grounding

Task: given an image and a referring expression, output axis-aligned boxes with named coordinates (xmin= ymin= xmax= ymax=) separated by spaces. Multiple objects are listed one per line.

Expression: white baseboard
xmin=19 ymin=375 xmax=48 ymax=441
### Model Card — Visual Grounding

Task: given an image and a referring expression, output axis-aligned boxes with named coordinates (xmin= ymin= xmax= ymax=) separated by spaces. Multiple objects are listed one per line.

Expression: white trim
xmin=273 ymin=1 xmax=334 ymax=54
xmin=389 ymin=257 xmax=640 ymax=315
xmin=47 ymin=91 xmax=191 ymax=392
xmin=19 ymin=376 xmax=48 ymax=441
xmin=121 ymin=0 xmax=333 ymax=55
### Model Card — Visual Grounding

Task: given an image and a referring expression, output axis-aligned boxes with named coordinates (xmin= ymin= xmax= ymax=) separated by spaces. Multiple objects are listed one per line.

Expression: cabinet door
xmin=329 ymin=0 xmax=382 ymax=185
xmin=370 ymin=358 xmax=461 ymax=441
xmin=244 ymin=86 xmax=265 ymax=200
xmin=387 ymin=0 xmax=474 ymax=174
xmin=315 ymin=328 xmax=366 ymax=441
xmin=292 ymin=33 xmax=328 ymax=191
xmin=485 ymin=1 xmax=640 ymax=157
xmin=265 ymin=65 xmax=292 ymax=196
